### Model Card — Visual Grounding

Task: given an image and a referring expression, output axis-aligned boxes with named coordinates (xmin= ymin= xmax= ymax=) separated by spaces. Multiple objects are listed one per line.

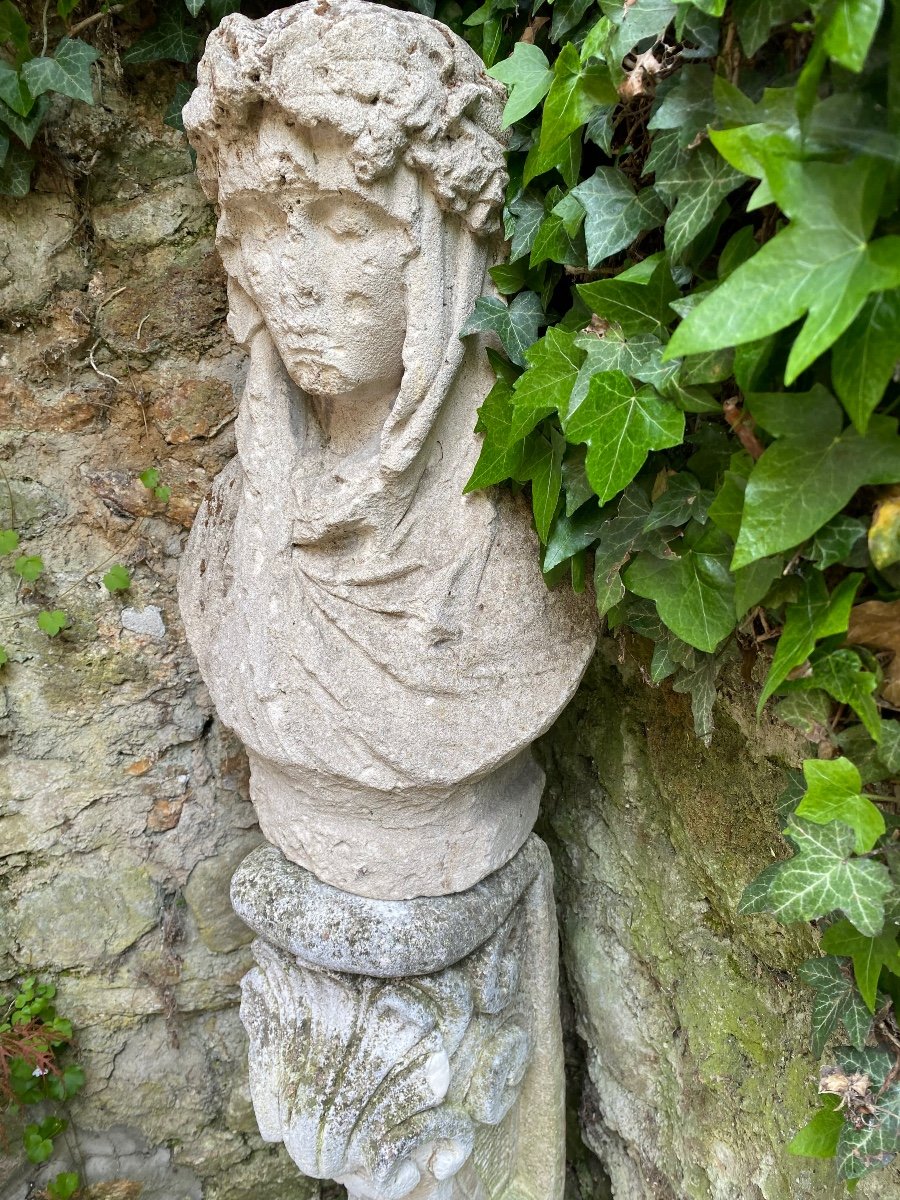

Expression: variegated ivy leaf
xmin=795 ymin=758 xmax=885 ymax=855
xmin=833 ymin=1047 xmax=900 ymax=1181
xmin=22 ymin=38 xmax=100 ymax=105
xmin=568 ymin=167 xmax=666 ymax=268
xmin=739 ymin=817 xmax=892 ymax=937
xmin=797 ymin=956 xmax=873 ymax=1056
xmin=459 ymin=292 xmax=544 ymax=368
xmin=821 ymin=918 xmax=900 ymax=1011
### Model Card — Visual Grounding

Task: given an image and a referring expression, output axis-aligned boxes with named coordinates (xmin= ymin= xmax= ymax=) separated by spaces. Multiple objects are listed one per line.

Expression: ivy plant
xmin=427 ymin=0 xmax=900 ymax=1185
xmin=0 ymin=0 xmax=102 ymax=196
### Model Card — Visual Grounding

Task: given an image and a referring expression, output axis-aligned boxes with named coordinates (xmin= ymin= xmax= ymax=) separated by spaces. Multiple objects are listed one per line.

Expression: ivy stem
xmin=67 ymin=4 xmax=127 ymax=39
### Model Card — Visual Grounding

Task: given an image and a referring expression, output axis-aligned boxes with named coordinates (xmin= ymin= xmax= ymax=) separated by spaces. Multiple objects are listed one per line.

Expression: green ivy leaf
xmin=14 ymin=554 xmax=43 ymax=582
xmin=22 ymin=38 xmax=100 ymax=105
xmin=776 ymin=688 xmax=833 ymax=738
xmin=804 ymin=515 xmax=867 ymax=570
xmin=602 ymin=0 xmax=677 ymax=60
xmin=460 ymin=292 xmax=543 ymax=368
xmin=733 ymin=555 xmax=783 ymax=618
xmin=707 ymin=469 xmax=746 ymax=541
xmin=522 ymin=427 xmax=565 ymax=543
xmin=509 ymin=327 xmax=586 ymax=443
xmin=164 ymin=79 xmax=193 ymax=132
xmin=795 ymin=758 xmax=885 ymax=854
xmin=671 ymin=649 xmax=720 ymax=742
xmin=465 ymin=375 xmax=526 ymax=492
xmin=0 ymin=528 xmax=19 ymax=555
xmin=564 ymin=370 xmax=684 ymax=504
xmin=821 ymin=918 xmax=900 ymax=1011
xmin=592 ymin=485 xmax=667 ymax=616
xmin=543 ymin=501 xmax=609 ymax=572
xmin=733 ymin=400 xmax=900 ymax=568
xmin=37 ymin=610 xmax=68 ymax=637
xmin=831 ymin=290 xmax=900 ymax=433
xmin=488 ymin=42 xmax=553 ymax=128
xmin=797 ymin=956 xmax=873 ymax=1055
xmin=666 ymin=158 xmax=900 ymax=384
xmin=531 ymin=207 xmax=586 ymax=267
xmin=645 ymin=472 xmax=712 ymax=530
xmin=625 ymin=523 xmax=736 ymax=652
xmin=821 ymin=0 xmax=883 ymax=73
xmin=184 ymin=0 xmax=206 ymax=15
xmin=551 ymin=0 xmax=595 ymax=43
xmin=122 ymin=3 xmax=200 ymax=65
xmin=0 ymin=93 xmax=48 ymax=147
xmin=739 ymin=816 xmax=892 ymax=936
xmin=569 ymin=167 xmax=666 ymax=267
xmin=0 ymin=61 xmax=33 ymax=116
xmin=579 ymin=256 xmax=680 ymax=338
xmin=573 ymin=332 xmax=675 ymax=403
xmin=782 ymin=648 xmax=882 ymax=742
xmin=732 ymin=0 xmax=809 ymax=57
xmin=536 ymin=43 xmax=615 ymax=163
xmin=592 ymin=484 xmax=672 ymax=614
xmin=0 ymin=139 xmax=33 ymax=196
xmin=207 ymin=0 xmax=240 ymax=19
xmin=833 ymin=1048 xmax=900 ymax=1180
xmin=657 ymin=141 xmax=744 ymax=260
xmin=759 ymin=571 xmax=861 ymax=709
xmin=0 ymin=645 xmax=8 ymax=667
xmin=0 ymin=1 xmax=30 ymax=59
xmin=787 ymin=1096 xmax=844 ymax=1160
xmin=506 ymin=191 xmax=545 ymax=263
xmin=102 ymin=564 xmax=132 ymax=592
xmin=649 ymin=65 xmax=717 ymax=147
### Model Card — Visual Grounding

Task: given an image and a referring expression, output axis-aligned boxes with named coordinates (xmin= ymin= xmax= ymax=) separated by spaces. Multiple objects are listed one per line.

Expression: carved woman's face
xmin=225 ymin=181 xmax=411 ymax=400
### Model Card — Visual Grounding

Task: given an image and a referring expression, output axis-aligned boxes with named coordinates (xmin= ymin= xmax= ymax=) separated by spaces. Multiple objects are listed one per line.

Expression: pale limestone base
xmin=231 ymin=835 xmax=565 ymax=1200
xmin=247 ymin=749 xmax=546 ymax=901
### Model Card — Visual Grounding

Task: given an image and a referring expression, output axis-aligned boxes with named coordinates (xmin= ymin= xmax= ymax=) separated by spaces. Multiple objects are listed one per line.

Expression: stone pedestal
xmin=230 ymin=837 xmax=564 ymax=1200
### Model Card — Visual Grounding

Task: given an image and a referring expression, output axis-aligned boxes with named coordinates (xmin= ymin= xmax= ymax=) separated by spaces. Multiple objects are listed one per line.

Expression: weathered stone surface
xmin=8 ymin=865 xmax=158 ymax=968
xmin=178 ymin=0 xmax=596 ymax=902
xmin=540 ymin=643 xmax=900 ymax=1200
xmin=237 ymin=836 xmax=564 ymax=1199
xmin=231 ymin=837 xmax=544 ymax=977
xmin=0 ymin=56 xmax=318 ymax=1200
xmin=186 ymin=832 xmax=263 ymax=953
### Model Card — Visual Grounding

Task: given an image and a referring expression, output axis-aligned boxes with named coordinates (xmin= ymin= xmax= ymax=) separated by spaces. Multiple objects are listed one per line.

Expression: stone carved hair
xmin=184 ymin=0 xmax=508 ymax=235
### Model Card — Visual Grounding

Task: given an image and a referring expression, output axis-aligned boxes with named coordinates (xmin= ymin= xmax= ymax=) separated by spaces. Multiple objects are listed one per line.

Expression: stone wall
xmin=0 ymin=59 xmax=320 ymax=1200
xmin=1 ymin=52 xmax=897 ymax=1200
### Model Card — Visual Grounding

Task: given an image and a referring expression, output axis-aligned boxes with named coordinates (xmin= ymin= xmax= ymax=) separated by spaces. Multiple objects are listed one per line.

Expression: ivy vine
xmin=443 ymin=0 xmax=900 ymax=1185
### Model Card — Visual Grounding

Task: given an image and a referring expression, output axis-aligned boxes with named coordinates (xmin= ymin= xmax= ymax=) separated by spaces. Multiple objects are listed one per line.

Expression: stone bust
xmin=178 ymin=0 xmax=595 ymax=900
